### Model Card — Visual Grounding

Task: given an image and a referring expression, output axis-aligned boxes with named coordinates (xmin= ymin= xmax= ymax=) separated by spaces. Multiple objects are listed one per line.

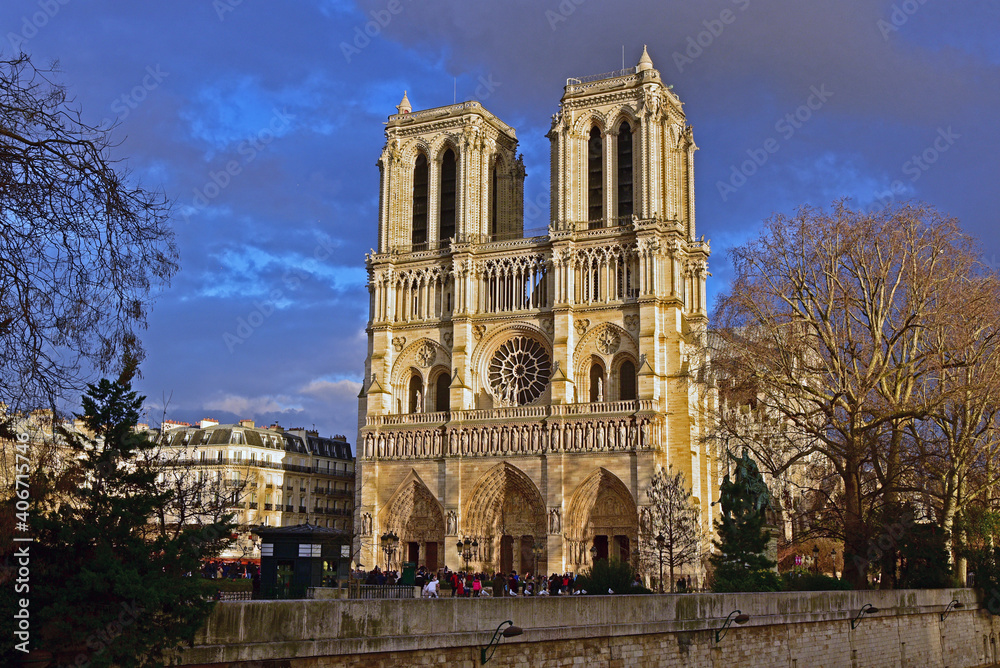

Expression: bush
xmin=575 ymin=558 xmax=650 ymax=595
xmin=781 ymin=569 xmax=852 ymax=591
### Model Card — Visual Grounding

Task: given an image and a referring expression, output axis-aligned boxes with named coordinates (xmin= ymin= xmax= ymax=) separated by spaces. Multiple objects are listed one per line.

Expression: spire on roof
xmin=396 ymin=90 xmax=412 ymax=114
xmin=637 ymin=45 xmax=653 ymax=72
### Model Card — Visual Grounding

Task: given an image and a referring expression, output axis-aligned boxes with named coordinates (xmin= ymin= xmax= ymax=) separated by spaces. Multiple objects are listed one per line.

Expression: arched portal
xmin=379 ymin=472 xmax=445 ymax=571
xmin=464 ymin=463 xmax=546 ymax=574
xmin=565 ymin=468 xmax=638 ymax=569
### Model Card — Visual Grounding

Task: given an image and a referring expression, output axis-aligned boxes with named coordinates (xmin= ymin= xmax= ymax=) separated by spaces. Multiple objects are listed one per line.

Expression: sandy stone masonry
xmin=179 ymin=589 xmax=999 ymax=667
xmin=357 ymin=47 xmax=715 ymax=578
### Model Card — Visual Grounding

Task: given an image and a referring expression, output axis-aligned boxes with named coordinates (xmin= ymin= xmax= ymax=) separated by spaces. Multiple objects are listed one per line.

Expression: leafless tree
xmin=713 ymin=200 xmax=989 ymax=588
xmin=0 ymin=53 xmax=177 ymax=426
xmin=643 ymin=465 xmax=702 ymax=592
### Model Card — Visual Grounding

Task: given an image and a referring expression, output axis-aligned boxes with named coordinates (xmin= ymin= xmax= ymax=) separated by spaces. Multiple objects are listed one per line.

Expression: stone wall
xmin=179 ymin=588 xmax=1000 ymax=667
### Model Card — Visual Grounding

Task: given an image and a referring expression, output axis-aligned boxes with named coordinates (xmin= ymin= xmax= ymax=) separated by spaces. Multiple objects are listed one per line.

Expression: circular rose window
xmin=488 ymin=336 xmax=551 ymax=406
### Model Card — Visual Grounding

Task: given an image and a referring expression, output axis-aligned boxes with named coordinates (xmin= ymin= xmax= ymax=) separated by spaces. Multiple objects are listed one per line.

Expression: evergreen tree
xmin=710 ymin=449 xmax=781 ymax=592
xmin=3 ymin=375 xmax=233 ymax=666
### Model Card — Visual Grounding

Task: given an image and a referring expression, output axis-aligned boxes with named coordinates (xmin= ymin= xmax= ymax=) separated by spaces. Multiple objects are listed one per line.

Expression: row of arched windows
xmin=587 ymin=122 xmax=634 ymax=227
xmin=411 ymin=148 xmax=502 ymax=247
xmin=405 ymin=369 xmax=451 ymax=414
xmin=588 ymin=358 xmax=637 ymax=403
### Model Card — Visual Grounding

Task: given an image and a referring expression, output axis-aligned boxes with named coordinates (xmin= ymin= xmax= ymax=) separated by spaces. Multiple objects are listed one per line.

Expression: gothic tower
xmin=357 ymin=47 xmax=715 ymax=579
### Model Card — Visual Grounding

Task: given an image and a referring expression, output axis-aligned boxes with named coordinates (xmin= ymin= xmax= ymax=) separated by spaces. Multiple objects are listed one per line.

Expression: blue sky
xmin=4 ymin=0 xmax=997 ymax=443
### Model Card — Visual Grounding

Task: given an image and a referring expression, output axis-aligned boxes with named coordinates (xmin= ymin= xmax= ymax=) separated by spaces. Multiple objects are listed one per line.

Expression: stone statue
xmin=597 ymin=377 xmax=604 ymax=402
xmin=446 ymin=510 xmax=458 ymax=536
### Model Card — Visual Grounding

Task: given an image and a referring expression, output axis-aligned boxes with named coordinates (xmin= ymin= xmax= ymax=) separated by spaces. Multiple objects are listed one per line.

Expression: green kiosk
xmin=257 ymin=523 xmax=350 ymax=599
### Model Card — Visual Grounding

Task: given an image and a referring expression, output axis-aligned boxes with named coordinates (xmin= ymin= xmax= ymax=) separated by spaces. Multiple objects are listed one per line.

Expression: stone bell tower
xmin=357 ymin=48 xmax=716 ymax=582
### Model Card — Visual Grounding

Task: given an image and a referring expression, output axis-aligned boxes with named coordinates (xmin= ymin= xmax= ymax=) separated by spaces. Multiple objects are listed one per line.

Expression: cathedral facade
xmin=357 ymin=48 xmax=716 ymax=576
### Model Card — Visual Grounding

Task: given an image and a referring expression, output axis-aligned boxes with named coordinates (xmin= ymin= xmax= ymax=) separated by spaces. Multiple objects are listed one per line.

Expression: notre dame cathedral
xmin=357 ymin=47 xmax=716 ymax=577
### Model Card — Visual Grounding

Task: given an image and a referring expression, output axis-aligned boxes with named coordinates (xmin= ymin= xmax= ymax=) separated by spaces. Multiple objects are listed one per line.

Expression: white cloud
xmin=205 ymin=393 xmax=303 ymax=416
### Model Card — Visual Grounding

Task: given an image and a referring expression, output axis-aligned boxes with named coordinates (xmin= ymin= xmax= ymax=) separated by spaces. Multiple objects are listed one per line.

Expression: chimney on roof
xmin=239 ymin=419 xmax=255 ymax=429
xmin=268 ymin=422 xmax=283 ymax=432
xmin=200 ymin=418 xmax=219 ymax=429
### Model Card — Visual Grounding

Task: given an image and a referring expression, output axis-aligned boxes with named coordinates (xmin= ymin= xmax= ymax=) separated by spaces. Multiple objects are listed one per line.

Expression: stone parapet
xmin=180 ymin=588 xmax=996 ymax=667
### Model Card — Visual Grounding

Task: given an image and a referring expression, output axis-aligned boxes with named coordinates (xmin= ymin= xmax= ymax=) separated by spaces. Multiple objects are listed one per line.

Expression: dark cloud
xmin=4 ymin=0 xmax=997 ymax=441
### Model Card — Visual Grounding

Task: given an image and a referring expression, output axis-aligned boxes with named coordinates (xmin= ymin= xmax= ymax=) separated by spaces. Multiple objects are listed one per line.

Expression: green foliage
xmin=1 ymin=377 xmax=234 ymax=666
xmin=710 ymin=450 xmax=781 ymax=593
xmin=897 ymin=522 xmax=955 ymax=589
xmin=966 ymin=547 xmax=1000 ymax=615
xmin=781 ymin=569 xmax=852 ymax=591
xmin=576 ymin=558 xmax=650 ymax=595
xmin=957 ymin=507 xmax=1000 ymax=551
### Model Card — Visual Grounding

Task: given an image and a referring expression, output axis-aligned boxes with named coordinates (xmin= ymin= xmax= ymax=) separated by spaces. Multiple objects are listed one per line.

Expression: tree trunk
xmin=842 ymin=463 xmax=869 ymax=589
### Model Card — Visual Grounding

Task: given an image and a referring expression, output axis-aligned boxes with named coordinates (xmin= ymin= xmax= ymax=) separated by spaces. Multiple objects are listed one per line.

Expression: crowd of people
xmin=354 ymin=565 xmax=596 ymax=597
xmin=201 ymin=559 xmax=260 ymax=580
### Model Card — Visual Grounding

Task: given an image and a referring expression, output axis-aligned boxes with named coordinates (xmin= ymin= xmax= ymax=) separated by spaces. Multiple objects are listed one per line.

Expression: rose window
xmin=488 ymin=336 xmax=551 ymax=406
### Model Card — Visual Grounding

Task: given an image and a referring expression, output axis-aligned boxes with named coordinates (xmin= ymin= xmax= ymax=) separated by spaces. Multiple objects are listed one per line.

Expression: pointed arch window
xmin=588 ymin=126 xmax=603 ymax=227
xmin=619 ymin=360 xmax=636 ymax=401
xmin=435 ymin=372 xmax=450 ymax=412
xmin=440 ymin=148 xmax=457 ymax=242
xmin=589 ymin=362 xmax=605 ymax=403
xmin=412 ymin=153 xmax=428 ymax=246
xmin=617 ymin=122 xmax=633 ymax=219
xmin=489 ymin=157 xmax=499 ymax=239
xmin=408 ymin=374 xmax=423 ymax=414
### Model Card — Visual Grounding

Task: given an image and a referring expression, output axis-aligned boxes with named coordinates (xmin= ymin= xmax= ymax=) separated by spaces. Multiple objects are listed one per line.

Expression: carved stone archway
xmin=463 ymin=463 xmax=546 ymax=573
xmin=379 ymin=471 xmax=445 ymax=571
xmin=565 ymin=468 xmax=638 ymax=569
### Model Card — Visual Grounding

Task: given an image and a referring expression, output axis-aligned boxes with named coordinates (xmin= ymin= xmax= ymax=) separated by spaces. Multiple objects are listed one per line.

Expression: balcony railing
xmin=284 ymin=505 xmax=294 ymax=512
xmin=366 ymin=399 xmax=653 ymax=427
xmin=248 ymin=502 xmax=258 ymax=510
xmin=264 ymin=503 xmax=273 ymax=511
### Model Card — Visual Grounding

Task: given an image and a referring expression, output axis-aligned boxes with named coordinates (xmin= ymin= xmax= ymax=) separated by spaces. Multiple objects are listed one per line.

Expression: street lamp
xmin=457 ymin=536 xmax=479 ymax=570
xmin=380 ymin=531 xmax=399 ymax=572
xmin=715 ymin=610 xmax=750 ymax=643
xmin=850 ymin=603 xmax=879 ymax=630
xmin=655 ymin=533 xmax=666 ymax=593
xmin=829 ymin=549 xmax=837 ymax=577
xmin=812 ymin=544 xmax=820 ymax=574
xmin=480 ymin=620 xmax=523 ymax=664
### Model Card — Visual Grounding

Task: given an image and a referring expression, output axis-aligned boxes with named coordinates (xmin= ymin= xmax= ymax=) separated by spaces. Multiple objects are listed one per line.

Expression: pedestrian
xmin=472 ymin=575 xmax=482 ymax=597
xmin=427 ymin=575 xmax=439 ymax=598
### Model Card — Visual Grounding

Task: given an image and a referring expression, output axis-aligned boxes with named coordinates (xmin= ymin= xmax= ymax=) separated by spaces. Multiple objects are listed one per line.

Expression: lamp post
xmin=380 ymin=531 xmax=399 ymax=572
xmin=829 ymin=549 xmax=837 ymax=577
xmin=532 ymin=540 xmax=544 ymax=575
xmin=812 ymin=544 xmax=820 ymax=574
xmin=655 ymin=533 xmax=666 ymax=593
xmin=457 ymin=536 xmax=479 ymax=570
